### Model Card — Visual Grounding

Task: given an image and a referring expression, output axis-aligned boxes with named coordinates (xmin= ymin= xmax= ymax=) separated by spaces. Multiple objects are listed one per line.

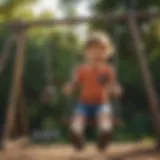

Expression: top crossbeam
xmin=2 ymin=10 xmax=159 ymax=30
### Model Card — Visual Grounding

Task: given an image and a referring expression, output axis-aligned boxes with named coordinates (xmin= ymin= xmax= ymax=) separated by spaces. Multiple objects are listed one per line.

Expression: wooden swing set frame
xmin=0 ymin=9 xmax=160 ymax=147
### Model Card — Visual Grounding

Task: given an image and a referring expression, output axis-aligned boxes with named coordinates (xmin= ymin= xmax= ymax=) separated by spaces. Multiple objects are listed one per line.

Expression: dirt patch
xmin=0 ymin=142 xmax=159 ymax=160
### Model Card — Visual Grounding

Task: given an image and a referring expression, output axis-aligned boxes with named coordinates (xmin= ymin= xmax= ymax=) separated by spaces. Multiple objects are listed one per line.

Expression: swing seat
xmin=61 ymin=117 xmax=97 ymax=127
xmin=61 ymin=116 xmax=123 ymax=127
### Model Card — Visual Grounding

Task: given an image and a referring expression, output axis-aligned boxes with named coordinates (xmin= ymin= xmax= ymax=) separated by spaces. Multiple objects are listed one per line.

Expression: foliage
xmin=0 ymin=0 xmax=37 ymax=21
xmin=91 ymin=0 xmax=160 ymax=12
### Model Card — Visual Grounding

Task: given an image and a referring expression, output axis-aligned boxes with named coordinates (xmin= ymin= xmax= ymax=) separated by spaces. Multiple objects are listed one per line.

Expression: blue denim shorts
xmin=73 ymin=103 xmax=112 ymax=118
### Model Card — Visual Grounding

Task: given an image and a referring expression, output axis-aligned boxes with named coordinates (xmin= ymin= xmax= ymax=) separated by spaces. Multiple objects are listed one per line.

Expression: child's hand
xmin=63 ymin=83 xmax=74 ymax=96
xmin=112 ymin=84 xmax=123 ymax=97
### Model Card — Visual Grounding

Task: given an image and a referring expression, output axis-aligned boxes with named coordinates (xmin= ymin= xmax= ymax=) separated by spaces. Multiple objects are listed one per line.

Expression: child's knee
xmin=97 ymin=104 xmax=113 ymax=132
xmin=98 ymin=117 xmax=113 ymax=132
xmin=70 ymin=116 xmax=85 ymax=134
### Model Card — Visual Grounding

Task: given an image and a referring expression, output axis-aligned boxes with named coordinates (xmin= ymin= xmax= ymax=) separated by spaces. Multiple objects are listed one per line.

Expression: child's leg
xmin=69 ymin=104 xmax=86 ymax=150
xmin=96 ymin=104 xmax=113 ymax=151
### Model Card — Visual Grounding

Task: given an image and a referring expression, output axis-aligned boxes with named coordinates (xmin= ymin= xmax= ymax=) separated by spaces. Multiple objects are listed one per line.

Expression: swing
xmin=40 ymin=36 xmax=57 ymax=105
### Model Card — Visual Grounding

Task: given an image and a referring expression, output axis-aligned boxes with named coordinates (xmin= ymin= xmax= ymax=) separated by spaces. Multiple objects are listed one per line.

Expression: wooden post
xmin=17 ymin=85 xmax=29 ymax=136
xmin=2 ymin=28 xmax=26 ymax=143
xmin=128 ymin=14 xmax=160 ymax=140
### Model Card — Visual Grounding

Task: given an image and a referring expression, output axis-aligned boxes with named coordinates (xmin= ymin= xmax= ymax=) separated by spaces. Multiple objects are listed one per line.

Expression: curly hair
xmin=84 ymin=31 xmax=115 ymax=57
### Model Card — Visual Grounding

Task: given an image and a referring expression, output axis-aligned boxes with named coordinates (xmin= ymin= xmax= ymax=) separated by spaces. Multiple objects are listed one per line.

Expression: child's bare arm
xmin=111 ymin=82 xmax=123 ymax=97
xmin=105 ymin=66 xmax=123 ymax=98
xmin=63 ymin=80 xmax=77 ymax=96
xmin=63 ymin=66 xmax=82 ymax=96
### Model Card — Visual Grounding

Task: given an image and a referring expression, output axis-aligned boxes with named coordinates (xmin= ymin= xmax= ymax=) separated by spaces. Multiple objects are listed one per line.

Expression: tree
xmin=91 ymin=0 xmax=160 ymax=12
xmin=0 ymin=0 xmax=37 ymax=21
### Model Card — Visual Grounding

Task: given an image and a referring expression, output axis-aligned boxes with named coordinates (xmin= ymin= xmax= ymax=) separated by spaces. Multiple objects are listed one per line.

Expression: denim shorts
xmin=73 ymin=103 xmax=112 ymax=118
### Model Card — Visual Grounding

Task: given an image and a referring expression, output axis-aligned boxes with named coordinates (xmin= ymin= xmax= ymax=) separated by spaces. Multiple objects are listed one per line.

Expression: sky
xmin=32 ymin=0 xmax=91 ymax=17
xmin=31 ymin=0 xmax=91 ymax=39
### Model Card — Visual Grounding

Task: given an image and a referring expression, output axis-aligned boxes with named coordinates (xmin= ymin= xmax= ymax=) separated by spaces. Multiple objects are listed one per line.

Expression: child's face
xmin=84 ymin=43 xmax=107 ymax=63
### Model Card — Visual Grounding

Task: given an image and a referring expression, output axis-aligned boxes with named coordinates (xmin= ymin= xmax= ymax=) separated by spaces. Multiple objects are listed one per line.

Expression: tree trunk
xmin=0 ymin=35 xmax=14 ymax=73
xmin=128 ymin=15 xmax=160 ymax=142
xmin=2 ymin=29 xmax=26 ymax=143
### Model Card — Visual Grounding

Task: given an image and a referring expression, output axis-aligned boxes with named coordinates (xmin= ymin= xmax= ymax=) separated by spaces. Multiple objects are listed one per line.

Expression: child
xmin=63 ymin=32 xmax=122 ymax=159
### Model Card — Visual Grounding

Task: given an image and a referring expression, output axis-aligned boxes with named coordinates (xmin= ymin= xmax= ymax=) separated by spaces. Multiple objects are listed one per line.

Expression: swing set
xmin=0 ymin=2 xmax=160 ymax=149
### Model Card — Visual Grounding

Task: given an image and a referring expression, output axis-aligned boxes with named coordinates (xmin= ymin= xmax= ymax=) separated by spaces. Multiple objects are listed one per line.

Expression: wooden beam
xmin=3 ymin=10 xmax=159 ymax=29
xmin=128 ymin=13 xmax=160 ymax=137
xmin=2 ymin=29 xmax=26 ymax=143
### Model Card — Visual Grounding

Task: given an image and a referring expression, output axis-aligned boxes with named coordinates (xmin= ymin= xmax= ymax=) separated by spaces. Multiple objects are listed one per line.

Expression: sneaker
xmin=69 ymin=130 xmax=84 ymax=150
